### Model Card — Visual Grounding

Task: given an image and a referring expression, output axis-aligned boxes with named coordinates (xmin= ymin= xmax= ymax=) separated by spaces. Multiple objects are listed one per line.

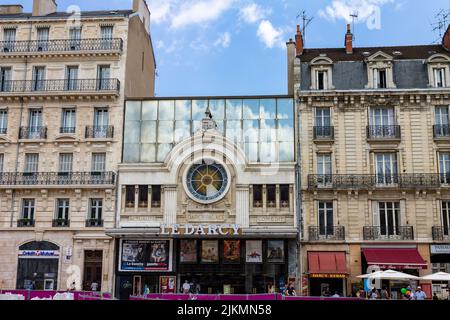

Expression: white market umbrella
xmin=357 ymin=270 xmax=419 ymax=280
xmin=421 ymin=272 xmax=450 ymax=281
xmin=357 ymin=271 xmax=384 ymax=279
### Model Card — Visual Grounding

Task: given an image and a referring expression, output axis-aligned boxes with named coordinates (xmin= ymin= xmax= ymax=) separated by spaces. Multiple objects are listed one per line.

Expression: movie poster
xmin=245 ymin=240 xmax=262 ymax=263
xmin=266 ymin=240 xmax=284 ymax=263
xmin=120 ymin=239 xmax=172 ymax=271
xmin=223 ymin=240 xmax=240 ymax=263
xmin=159 ymin=276 xmax=176 ymax=294
xmin=180 ymin=240 xmax=197 ymax=263
xmin=201 ymin=240 xmax=219 ymax=263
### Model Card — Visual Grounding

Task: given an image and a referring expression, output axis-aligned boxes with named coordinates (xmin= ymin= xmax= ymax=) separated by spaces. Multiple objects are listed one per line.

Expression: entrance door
xmin=83 ymin=250 xmax=103 ymax=291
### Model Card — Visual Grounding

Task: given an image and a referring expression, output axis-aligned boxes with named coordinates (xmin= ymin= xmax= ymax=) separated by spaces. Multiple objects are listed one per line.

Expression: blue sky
xmin=4 ymin=0 xmax=450 ymax=96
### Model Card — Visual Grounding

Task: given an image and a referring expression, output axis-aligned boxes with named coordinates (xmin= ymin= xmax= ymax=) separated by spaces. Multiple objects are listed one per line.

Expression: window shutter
xmin=373 ymin=68 xmax=379 ymax=88
xmin=372 ymin=201 xmax=380 ymax=226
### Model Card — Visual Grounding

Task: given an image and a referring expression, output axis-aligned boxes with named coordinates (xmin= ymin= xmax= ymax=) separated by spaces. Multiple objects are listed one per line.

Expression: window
xmin=376 ymin=202 xmax=400 ymax=236
xmin=434 ymin=68 xmax=446 ymax=88
xmin=373 ymin=68 xmax=387 ymax=89
xmin=3 ymin=28 xmax=16 ymax=52
xmin=253 ymin=185 xmax=263 ymax=208
xmin=61 ymin=108 xmax=76 ymax=133
xmin=28 ymin=109 xmax=43 ymax=139
xmin=266 ymin=185 xmax=276 ymax=208
xmin=125 ymin=185 xmax=135 ymax=208
xmin=36 ymin=27 xmax=49 ymax=51
xmin=97 ymin=66 xmax=111 ymax=90
xmin=93 ymin=108 xmax=109 ymax=137
xmin=317 ymin=70 xmax=328 ymax=90
xmin=318 ymin=201 xmax=333 ymax=235
xmin=58 ymin=153 xmax=73 ymax=174
xmin=21 ymin=199 xmax=35 ymax=219
xmin=280 ymin=185 xmax=290 ymax=208
xmin=317 ymin=153 xmax=332 ymax=185
xmin=69 ymin=27 xmax=81 ymax=50
xmin=56 ymin=199 xmax=70 ymax=220
xmin=369 ymin=107 xmax=396 ymax=138
xmin=439 ymin=152 xmax=450 ymax=184
xmin=138 ymin=185 xmax=148 ymax=208
xmin=0 ymin=154 xmax=3 ymax=173
xmin=315 ymin=108 xmax=331 ymax=127
xmin=91 ymin=153 xmax=106 ymax=173
xmin=0 ymin=67 xmax=12 ymax=92
xmin=65 ymin=66 xmax=78 ymax=90
xmin=0 ymin=110 xmax=7 ymax=134
xmin=24 ymin=154 xmax=39 ymax=173
xmin=100 ymin=26 xmax=113 ymax=49
xmin=441 ymin=201 xmax=450 ymax=236
xmin=151 ymin=185 xmax=161 ymax=208
xmin=89 ymin=199 xmax=103 ymax=220
xmin=375 ymin=153 xmax=398 ymax=184
xmin=32 ymin=67 xmax=45 ymax=91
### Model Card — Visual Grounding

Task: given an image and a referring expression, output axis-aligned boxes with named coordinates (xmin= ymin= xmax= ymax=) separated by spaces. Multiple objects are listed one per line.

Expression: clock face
xmin=186 ymin=161 xmax=229 ymax=203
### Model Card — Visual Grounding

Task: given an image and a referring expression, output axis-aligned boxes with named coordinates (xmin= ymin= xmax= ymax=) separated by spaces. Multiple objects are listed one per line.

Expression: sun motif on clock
xmin=185 ymin=160 xmax=229 ymax=204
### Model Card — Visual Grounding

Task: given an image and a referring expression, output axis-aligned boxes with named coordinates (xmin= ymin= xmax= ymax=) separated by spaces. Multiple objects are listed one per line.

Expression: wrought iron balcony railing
xmin=363 ymin=226 xmax=414 ymax=240
xmin=313 ymin=126 xmax=334 ymax=140
xmin=432 ymin=226 xmax=450 ymax=241
xmin=308 ymin=174 xmax=448 ymax=189
xmin=433 ymin=124 xmax=450 ymax=138
xmin=59 ymin=127 xmax=76 ymax=134
xmin=86 ymin=219 xmax=103 ymax=227
xmin=85 ymin=126 xmax=114 ymax=139
xmin=52 ymin=219 xmax=70 ymax=227
xmin=308 ymin=226 xmax=345 ymax=241
xmin=17 ymin=218 xmax=35 ymax=227
xmin=19 ymin=126 xmax=47 ymax=139
xmin=367 ymin=125 xmax=401 ymax=139
xmin=0 ymin=38 xmax=123 ymax=54
xmin=0 ymin=128 xmax=6 ymax=134
xmin=0 ymin=172 xmax=115 ymax=186
xmin=0 ymin=79 xmax=120 ymax=93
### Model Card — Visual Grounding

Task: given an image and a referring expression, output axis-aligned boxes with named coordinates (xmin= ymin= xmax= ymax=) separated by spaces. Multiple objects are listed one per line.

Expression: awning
xmin=362 ymin=248 xmax=428 ymax=270
xmin=308 ymin=252 xmax=348 ymax=277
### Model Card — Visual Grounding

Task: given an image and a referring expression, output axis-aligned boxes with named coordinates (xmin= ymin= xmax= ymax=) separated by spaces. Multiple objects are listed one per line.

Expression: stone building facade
xmin=288 ymin=24 xmax=450 ymax=298
xmin=0 ymin=0 xmax=155 ymax=292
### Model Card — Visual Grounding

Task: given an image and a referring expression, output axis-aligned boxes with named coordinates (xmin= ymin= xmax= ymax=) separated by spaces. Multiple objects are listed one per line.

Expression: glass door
xmin=375 ymin=153 xmax=398 ymax=185
xmin=97 ymin=66 xmax=110 ymax=90
xmin=66 ymin=66 xmax=78 ymax=90
xmin=32 ymin=67 xmax=45 ymax=91
xmin=0 ymin=68 xmax=12 ymax=92
xmin=94 ymin=109 xmax=109 ymax=138
xmin=37 ymin=27 xmax=49 ymax=51
xmin=28 ymin=109 xmax=43 ymax=138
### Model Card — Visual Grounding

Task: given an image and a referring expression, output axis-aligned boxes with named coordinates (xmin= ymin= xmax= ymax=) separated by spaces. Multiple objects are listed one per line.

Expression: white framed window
xmin=36 ymin=27 xmax=49 ymax=51
xmin=434 ymin=68 xmax=446 ymax=88
xmin=316 ymin=70 xmax=328 ymax=90
xmin=91 ymin=153 xmax=106 ymax=172
xmin=441 ymin=201 xmax=450 ymax=236
xmin=21 ymin=199 xmax=35 ymax=219
xmin=24 ymin=154 xmax=39 ymax=173
xmin=439 ymin=152 xmax=450 ymax=184
xmin=32 ymin=67 xmax=45 ymax=91
xmin=69 ymin=27 xmax=81 ymax=50
xmin=59 ymin=153 xmax=73 ymax=173
xmin=0 ymin=154 xmax=4 ymax=173
xmin=61 ymin=108 xmax=76 ymax=133
xmin=89 ymin=199 xmax=103 ymax=220
xmin=318 ymin=201 xmax=333 ymax=235
xmin=0 ymin=67 xmax=12 ymax=92
xmin=65 ymin=66 xmax=79 ymax=90
xmin=317 ymin=153 xmax=332 ymax=185
xmin=374 ymin=202 xmax=400 ymax=236
xmin=375 ymin=153 xmax=398 ymax=184
xmin=0 ymin=110 xmax=7 ymax=133
xmin=56 ymin=199 xmax=70 ymax=220
xmin=3 ymin=28 xmax=16 ymax=52
xmin=373 ymin=68 xmax=387 ymax=89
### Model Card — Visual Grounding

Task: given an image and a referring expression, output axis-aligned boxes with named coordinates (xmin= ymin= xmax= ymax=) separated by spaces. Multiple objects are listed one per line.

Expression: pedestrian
xmin=380 ymin=287 xmax=390 ymax=300
xmin=433 ymin=292 xmax=439 ymax=300
xmin=182 ymin=280 xmax=191 ymax=294
xmin=284 ymin=283 xmax=296 ymax=296
xmin=331 ymin=291 xmax=340 ymax=298
xmin=413 ymin=286 xmax=427 ymax=300
xmin=369 ymin=288 xmax=379 ymax=299
xmin=90 ymin=280 xmax=98 ymax=292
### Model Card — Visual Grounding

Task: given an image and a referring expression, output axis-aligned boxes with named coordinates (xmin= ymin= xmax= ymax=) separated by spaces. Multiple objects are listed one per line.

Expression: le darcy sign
xmin=160 ymin=224 xmax=241 ymax=236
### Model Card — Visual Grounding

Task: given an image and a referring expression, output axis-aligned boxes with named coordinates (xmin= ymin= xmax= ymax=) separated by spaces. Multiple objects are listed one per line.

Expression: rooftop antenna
xmin=297 ymin=11 xmax=313 ymax=45
xmin=350 ymin=11 xmax=358 ymax=41
xmin=431 ymin=9 xmax=450 ymax=43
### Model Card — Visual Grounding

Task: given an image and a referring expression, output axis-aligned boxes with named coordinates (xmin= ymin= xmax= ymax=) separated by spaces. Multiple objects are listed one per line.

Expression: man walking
xmin=413 ymin=286 xmax=427 ymax=300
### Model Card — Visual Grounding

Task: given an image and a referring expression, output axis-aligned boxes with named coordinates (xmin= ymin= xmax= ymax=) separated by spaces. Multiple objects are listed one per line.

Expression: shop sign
xmin=18 ymin=250 xmax=60 ymax=258
xmin=119 ymin=239 xmax=173 ymax=272
xmin=160 ymin=224 xmax=241 ymax=236
xmin=159 ymin=276 xmax=176 ymax=294
xmin=309 ymin=274 xmax=347 ymax=279
xmin=431 ymin=245 xmax=450 ymax=254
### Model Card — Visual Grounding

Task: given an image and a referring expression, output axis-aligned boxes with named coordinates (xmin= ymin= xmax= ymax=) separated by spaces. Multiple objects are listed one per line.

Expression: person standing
xmin=380 ymin=287 xmax=390 ymax=300
xmin=182 ymin=280 xmax=191 ymax=294
xmin=90 ymin=280 xmax=98 ymax=292
xmin=413 ymin=286 xmax=427 ymax=300
xmin=369 ymin=288 xmax=379 ymax=299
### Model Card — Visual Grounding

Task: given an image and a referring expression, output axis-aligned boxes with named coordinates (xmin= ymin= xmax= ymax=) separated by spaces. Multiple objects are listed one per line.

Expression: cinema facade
xmin=106 ymin=96 xmax=298 ymax=299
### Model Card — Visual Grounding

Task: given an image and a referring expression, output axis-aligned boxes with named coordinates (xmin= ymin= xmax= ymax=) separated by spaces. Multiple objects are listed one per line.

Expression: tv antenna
xmin=350 ymin=11 xmax=358 ymax=41
xmin=431 ymin=9 xmax=450 ymax=43
xmin=296 ymin=11 xmax=313 ymax=45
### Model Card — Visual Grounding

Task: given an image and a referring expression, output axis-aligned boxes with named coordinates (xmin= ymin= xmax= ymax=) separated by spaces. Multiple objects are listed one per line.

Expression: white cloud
xmin=239 ymin=3 xmax=271 ymax=24
xmin=170 ymin=0 xmax=235 ymax=29
xmin=318 ymin=0 xmax=394 ymax=23
xmin=148 ymin=0 xmax=177 ymax=24
xmin=214 ymin=32 xmax=231 ymax=48
xmin=156 ymin=40 xmax=165 ymax=49
xmin=257 ymin=20 xmax=284 ymax=49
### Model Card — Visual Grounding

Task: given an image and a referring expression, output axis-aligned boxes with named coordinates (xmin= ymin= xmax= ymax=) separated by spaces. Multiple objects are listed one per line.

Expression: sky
xmin=3 ymin=0 xmax=450 ymax=96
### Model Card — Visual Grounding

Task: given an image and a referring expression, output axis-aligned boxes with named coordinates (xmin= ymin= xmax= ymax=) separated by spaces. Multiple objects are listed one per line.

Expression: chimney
xmin=345 ymin=24 xmax=353 ymax=54
xmin=0 ymin=5 xmax=23 ymax=15
xmin=286 ymin=38 xmax=296 ymax=95
xmin=443 ymin=24 xmax=450 ymax=51
xmin=295 ymin=25 xmax=304 ymax=56
xmin=32 ymin=0 xmax=57 ymax=17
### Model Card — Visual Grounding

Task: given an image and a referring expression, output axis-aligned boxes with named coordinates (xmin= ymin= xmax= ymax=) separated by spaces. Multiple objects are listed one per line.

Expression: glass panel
xmin=260 ymin=99 xmax=276 ymax=119
xmin=175 ymin=121 xmax=191 ymax=143
xmin=142 ymin=101 xmax=158 ymax=120
xmin=175 ymin=100 xmax=191 ymax=121
xmin=244 ymin=142 xmax=258 ymax=162
xmin=157 ymin=144 xmax=172 ymax=162
xmin=125 ymin=101 xmax=142 ymax=121
xmin=209 ymin=100 xmax=225 ymax=120
xmin=192 ymin=100 xmax=208 ymax=120
xmin=158 ymin=100 xmax=174 ymax=120
xmin=277 ymin=99 xmax=293 ymax=119
xmin=123 ymin=144 xmax=140 ymax=163
xmin=226 ymin=120 xmax=242 ymax=143
xmin=279 ymin=142 xmax=294 ymax=162
xmin=243 ymin=120 xmax=259 ymax=143
xmin=141 ymin=121 xmax=157 ymax=143
xmin=260 ymin=142 xmax=277 ymax=162
xmin=140 ymin=144 xmax=156 ymax=163
xmin=243 ymin=99 xmax=260 ymax=120
xmin=278 ymin=119 xmax=294 ymax=142
xmin=158 ymin=121 xmax=174 ymax=143
xmin=226 ymin=99 xmax=242 ymax=120
xmin=260 ymin=120 xmax=276 ymax=143
xmin=124 ymin=121 xmax=140 ymax=143
xmin=192 ymin=120 xmax=202 ymax=133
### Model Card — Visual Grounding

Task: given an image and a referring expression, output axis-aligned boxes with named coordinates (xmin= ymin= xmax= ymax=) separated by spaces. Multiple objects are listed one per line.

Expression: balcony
xmin=0 ymin=38 xmax=123 ymax=55
xmin=0 ymin=172 xmax=115 ymax=187
xmin=19 ymin=126 xmax=47 ymax=140
xmin=59 ymin=127 xmax=76 ymax=134
xmin=308 ymin=174 xmax=446 ymax=190
xmin=432 ymin=226 xmax=450 ymax=241
xmin=52 ymin=219 xmax=70 ymax=227
xmin=308 ymin=226 xmax=345 ymax=241
xmin=433 ymin=124 xmax=450 ymax=139
xmin=85 ymin=126 xmax=114 ymax=139
xmin=313 ymin=126 xmax=334 ymax=141
xmin=363 ymin=226 xmax=414 ymax=241
xmin=17 ymin=219 xmax=35 ymax=228
xmin=367 ymin=125 xmax=401 ymax=140
xmin=0 ymin=128 xmax=6 ymax=135
xmin=86 ymin=219 xmax=103 ymax=227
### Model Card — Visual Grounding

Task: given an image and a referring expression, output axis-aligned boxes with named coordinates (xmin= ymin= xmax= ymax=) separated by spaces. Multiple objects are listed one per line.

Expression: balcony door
xmin=94 ymin=108 xmax=109 ymax=138
xmin=61 ymin=109 xmax=76 ymax=133
xmin=65 ymin=66 xmax=78 ymax=90
xmin=97 ymin=65 xmax=110 ymax=90
xmin=375 ymin=153 xmax=398 ymax=185
xmin=3 ymin=28 xmax=16 ymax=52
xmin=435 ymin=106 xmax=450 ymax=136
xmin=32 ymin=67 xmax=45 ymax=91
xmin=369 ymin=107 xmax=395 ymax=137
xmin=315 ymin=108 xmax=331 ymax=137
xmin=37 ymin=27 xmax=49 ymax=51
xmin=0 ymin=67 xmax=12 ymax=92
xmin=100 ymin=26 xmax=113 ymax=50
xmin=318 ymin=201 xmax=334 ymax=236
xmin=28 ymin=109 xmax=43 ymax=139
xmin=442 ymin=202 xmax=450 ymax=236
xmin=439 ymin=152 xmax=450 ymax=184
xmin=374 ymin=202 xmax=400 ymax=237
xmin=69 ymin=28 xmax=81 ymax=50
xmin=317 ymin=153 xmax=332 ymax=185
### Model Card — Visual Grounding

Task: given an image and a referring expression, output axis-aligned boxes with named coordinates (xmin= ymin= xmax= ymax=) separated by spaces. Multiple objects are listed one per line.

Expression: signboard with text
xmin=119 ymin=239 xmax=173 ymax=272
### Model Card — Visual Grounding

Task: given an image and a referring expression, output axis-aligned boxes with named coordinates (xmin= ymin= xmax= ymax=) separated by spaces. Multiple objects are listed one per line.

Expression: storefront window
xmin=125 ymin=186 xmax=135 ymax=208
xmin=151 ymin=185 xmax=161 ymax=208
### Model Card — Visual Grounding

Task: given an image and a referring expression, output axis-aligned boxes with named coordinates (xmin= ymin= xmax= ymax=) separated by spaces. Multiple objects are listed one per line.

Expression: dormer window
xmin=310 ymin=56 xmax=334 ymax=90
xmin=366 ymin=51 xmax=395 ymax=89
xmin=373 ymin=68 xmax=387 ymax=89
xmin=434 ymin=68 xmax=446 ymax=88
xmin=427 ymin=54 xmax=450 ymax=88
xmin=317 ymin=70 xmax=328 ymax=90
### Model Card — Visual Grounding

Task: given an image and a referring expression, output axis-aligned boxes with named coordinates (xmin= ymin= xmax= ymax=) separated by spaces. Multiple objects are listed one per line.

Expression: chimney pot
xmin=295 ymin=24 xmax=304 ymax=56
xmin=32 ymin=0 xmax=57 ymax=17
xmin=345 ymin=24 xmax=353 ymax=54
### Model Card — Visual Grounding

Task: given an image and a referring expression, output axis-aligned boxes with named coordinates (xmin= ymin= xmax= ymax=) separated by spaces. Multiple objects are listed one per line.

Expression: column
xmin=236 ymin=186 xmax=250 ymax=228
xmin=163 ymin=186 xmax=177 ymax=225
